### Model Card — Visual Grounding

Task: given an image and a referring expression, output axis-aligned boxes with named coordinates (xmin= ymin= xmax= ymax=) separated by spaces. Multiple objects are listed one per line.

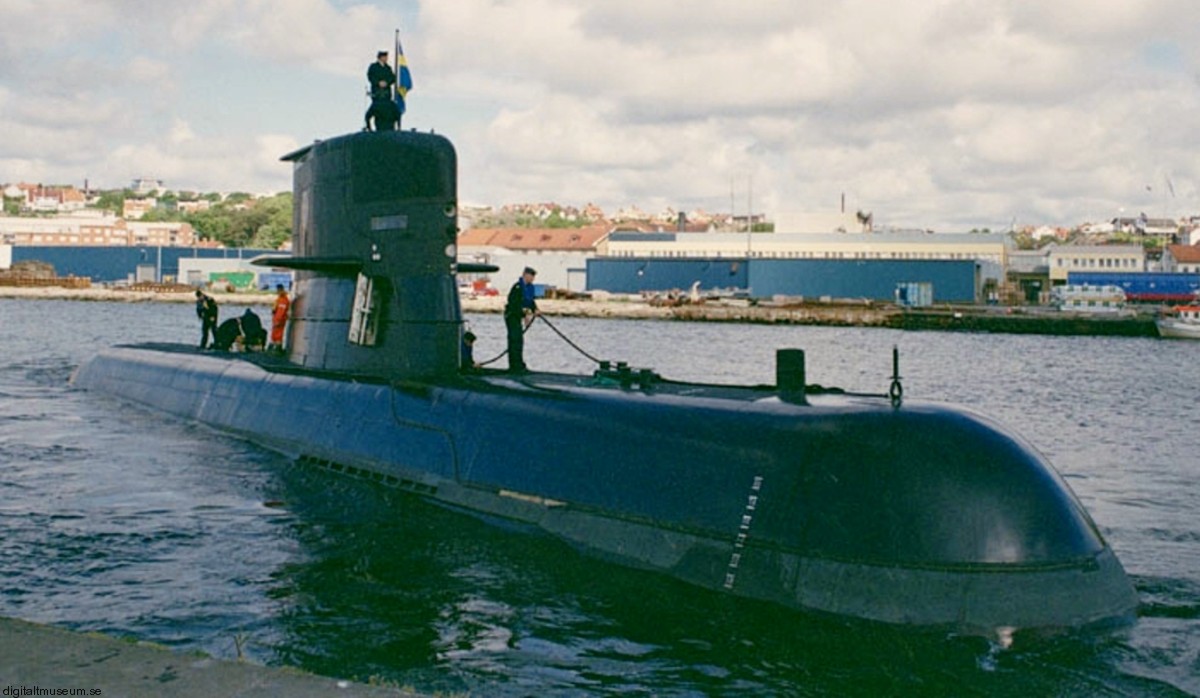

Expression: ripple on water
xmin=1 ymin=303 xmax=1198 ymax=696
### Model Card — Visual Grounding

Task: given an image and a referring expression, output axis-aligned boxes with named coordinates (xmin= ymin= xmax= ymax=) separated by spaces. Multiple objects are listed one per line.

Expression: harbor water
xmin=0 ymin=298 xmax=1197 ymax=696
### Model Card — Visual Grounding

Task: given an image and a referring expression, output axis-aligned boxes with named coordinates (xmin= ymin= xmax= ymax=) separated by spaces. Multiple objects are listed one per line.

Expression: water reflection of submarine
xmin=70 ymin=129 xmax=1137 ymax=637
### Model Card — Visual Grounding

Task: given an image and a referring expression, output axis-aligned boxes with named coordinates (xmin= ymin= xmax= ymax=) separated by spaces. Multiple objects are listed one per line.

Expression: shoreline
xmin=0 ymin=286 xmax=273 ymax=306
xmin=0 ymin=615 xmax=419 ymax=696
xmin=0 ymin=286 xmax=1160 ymax=337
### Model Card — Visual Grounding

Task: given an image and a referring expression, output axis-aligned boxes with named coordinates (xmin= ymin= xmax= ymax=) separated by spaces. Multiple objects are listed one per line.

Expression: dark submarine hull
xmin=70 ymin=128 xmax=1136 ymax=636
xmin=71 ymin=343 xmax=1137 ymax=635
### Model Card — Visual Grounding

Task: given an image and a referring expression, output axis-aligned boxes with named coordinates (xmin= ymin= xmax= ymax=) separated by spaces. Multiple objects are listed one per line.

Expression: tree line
xmin=95 ymin=190 xmax=293 ymax=249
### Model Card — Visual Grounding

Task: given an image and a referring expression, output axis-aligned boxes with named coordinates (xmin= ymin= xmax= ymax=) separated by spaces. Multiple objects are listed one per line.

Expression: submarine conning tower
xmin=268 ymin=130 xmax=462 ymax=379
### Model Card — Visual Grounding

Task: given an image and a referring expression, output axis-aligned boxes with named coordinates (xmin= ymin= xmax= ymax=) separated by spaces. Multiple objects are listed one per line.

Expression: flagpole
xmin=393 ymin=28 xmax=402 ymax=130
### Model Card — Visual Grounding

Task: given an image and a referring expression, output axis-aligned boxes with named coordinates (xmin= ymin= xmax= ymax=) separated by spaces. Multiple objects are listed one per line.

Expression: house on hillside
xmin=1163 ymin=244 xmax=1200 ymax=273
xmin=8 ymin=184 xmax=87 ymax=213
xmin=1112 ymin=215 xmax=1180 ymax=243
xmin=131 ymin=178 xmax=164 ymax=195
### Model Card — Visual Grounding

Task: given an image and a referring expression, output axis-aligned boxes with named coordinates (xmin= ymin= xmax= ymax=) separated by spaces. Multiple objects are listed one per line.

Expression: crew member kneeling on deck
xmin=240 ymin=309 xmax=267 ymax=351
xmin=504 ymin=267 xmax=538 ymax=374
xmin=213 ymin=309 xmax=266 ymax=352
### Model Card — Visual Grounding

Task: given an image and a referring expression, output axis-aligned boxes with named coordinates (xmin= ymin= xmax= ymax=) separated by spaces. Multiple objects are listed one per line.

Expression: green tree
xmin=185 ymin=207 xmax=234 ymax=244
xmin=248 ymin=193 xmax=293 ymax=249
xmin=140 ymin=206 xmax=183 ymax=223
xmin=183 ymin=193 xmax=292 ymax=248
xmin=94 ymin=189 xmax=131 ymax=215
xmin=543 ymin=210 xmax=588 ymax=229
xmin=1011 ymin=232 xmax=1036 ymax=250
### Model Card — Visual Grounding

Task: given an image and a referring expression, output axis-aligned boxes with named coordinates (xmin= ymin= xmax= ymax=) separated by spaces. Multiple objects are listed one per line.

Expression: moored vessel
xmin=1156 ymin=305 xmax=1200 ymax=339
xmin=71 ymin=129 xmax=1138 ymax=637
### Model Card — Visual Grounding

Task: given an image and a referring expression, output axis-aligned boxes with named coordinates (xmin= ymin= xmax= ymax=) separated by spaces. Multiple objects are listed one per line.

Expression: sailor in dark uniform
xmin=365 ymin=50 xmax=399 ymax=131
xmin=460 ymin=330 xmax=479 ymax=372
xmin=504 ymin=267 xmax=538 ymax=373
xmin=195 ymin=290 xmax=218 ymax=349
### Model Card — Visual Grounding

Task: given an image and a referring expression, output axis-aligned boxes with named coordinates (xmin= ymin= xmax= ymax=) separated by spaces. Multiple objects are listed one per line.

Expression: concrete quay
xmin=461 ymin=295 xmax=1160 ymax=337
xmin=0 ymin=286 xmax=268 ymax=306
xmin=0 ymin=616 xmax=420 ymax=697
xmin=0 ymin=285 xmax=1160 ymax=337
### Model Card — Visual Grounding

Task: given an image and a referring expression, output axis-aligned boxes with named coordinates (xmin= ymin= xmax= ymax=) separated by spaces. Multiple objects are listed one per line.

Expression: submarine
xmin=71 ymin=129 xmax=1137 ymax=637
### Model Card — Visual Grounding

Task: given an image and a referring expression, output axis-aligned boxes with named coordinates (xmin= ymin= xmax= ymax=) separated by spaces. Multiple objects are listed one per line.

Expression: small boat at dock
xmin=1156 ymin=305 xmax=1200 ymax=339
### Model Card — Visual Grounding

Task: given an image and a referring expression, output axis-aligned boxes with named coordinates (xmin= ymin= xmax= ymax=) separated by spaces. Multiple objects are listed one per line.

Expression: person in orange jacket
xmin=269 ymin=283 xmax=291 ymax=354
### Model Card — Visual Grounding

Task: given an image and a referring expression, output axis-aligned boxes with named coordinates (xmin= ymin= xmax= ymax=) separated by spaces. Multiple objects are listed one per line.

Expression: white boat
xmin=1156 ymin=305 xmax=1200 ymax=339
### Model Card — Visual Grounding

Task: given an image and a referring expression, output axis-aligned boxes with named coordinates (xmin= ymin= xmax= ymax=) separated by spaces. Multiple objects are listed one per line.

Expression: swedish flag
xmin=394 ymin=35 xmax=413 ymax=116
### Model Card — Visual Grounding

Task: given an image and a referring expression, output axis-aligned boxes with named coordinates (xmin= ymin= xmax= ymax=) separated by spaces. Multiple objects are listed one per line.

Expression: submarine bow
xmin=71 ymin=129 xmax=1137 ymax=636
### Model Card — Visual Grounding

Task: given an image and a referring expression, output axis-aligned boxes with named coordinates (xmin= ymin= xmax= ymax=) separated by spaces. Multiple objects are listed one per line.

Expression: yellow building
xmin=0 ymin=213 xmax=196 ymax=247
xmin=1046 ymin=245 xmax=1144 ymax=283
xmin=122 ymin=198 xmax=156 ymax=220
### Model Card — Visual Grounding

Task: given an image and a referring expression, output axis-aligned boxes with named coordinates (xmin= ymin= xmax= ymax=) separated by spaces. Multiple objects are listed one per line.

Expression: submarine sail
xmin=71 ymin=129 xmax=1137 ymax=636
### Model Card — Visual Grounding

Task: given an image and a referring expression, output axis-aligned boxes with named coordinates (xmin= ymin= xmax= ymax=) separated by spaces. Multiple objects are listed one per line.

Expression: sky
xmin=3 ymin=0 xmax=1200 ymax=231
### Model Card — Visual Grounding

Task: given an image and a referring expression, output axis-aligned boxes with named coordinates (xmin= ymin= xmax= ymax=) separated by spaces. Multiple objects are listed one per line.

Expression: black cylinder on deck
xmin=777 ymin=348 xmax=807 ymax=404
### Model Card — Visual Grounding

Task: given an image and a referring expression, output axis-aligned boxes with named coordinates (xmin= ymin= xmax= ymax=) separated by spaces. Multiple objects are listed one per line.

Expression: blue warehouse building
xmin=750 ymin=259 xmax=978 ymax=302
xmin=11 ymin=246 xmax=279 ymax=283
xmin=586 ymin=257 xmax=750 ymax=295
xmin=587 ymin=257 xmax=981 ymax=303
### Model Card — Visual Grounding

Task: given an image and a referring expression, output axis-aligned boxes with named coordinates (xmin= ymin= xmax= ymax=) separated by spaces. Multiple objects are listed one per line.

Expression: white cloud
xmin=433 ymin=0 xmax=1200 ymax=228
xmin=253 ymin=134 xmax=302 ymax=191
xmin=169 ymin=118 xmax=196 ymax=144
xmin=218 ymin=0 xmax=392 ymax=76
xmin=2 ymin=1 xmax=1200 ymax=229
xmin=127 ymin=56 xmax=172 ymax=85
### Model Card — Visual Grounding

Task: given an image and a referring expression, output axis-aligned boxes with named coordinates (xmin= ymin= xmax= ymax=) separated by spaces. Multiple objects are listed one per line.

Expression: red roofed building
xmin=458 ymin=224 xmax=608 ymax=251
xmin=457 ymin=225 xmax=610 ymax=292
xmin=1163 ymin=244 xmax=1200 ymax=273
xmin=12 ymin=183 xmax=87 ymax=212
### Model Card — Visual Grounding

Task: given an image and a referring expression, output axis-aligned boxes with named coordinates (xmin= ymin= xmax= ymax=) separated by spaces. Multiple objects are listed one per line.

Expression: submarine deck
xmin=76 ymin=342 xmax=1140 ymax=633
xmin=122 ymin=342 xmax=878 ymax=404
